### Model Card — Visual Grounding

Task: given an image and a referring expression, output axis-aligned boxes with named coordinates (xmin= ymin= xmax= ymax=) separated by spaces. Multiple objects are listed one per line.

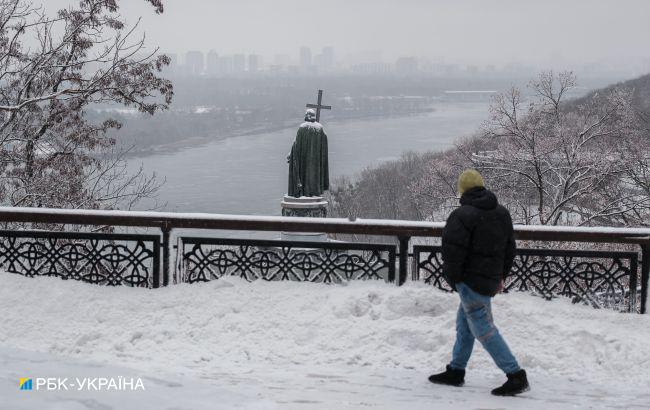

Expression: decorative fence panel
xmin=178 ymin=237 xmax=396 ymax=284
xmin=0 ymin=230 xmax=161 ymax=288
xmin=0 ymin=208 xmax=647 ymax=313
xmin=413 ymin=246 xmax=640 ymax=313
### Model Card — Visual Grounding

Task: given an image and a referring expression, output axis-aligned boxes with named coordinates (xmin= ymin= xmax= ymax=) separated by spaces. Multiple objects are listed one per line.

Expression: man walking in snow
xmin=429 ymin=169 xmax=530 ymax=396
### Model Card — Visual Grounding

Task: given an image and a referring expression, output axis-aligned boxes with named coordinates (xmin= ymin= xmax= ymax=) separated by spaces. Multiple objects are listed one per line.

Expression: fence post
xmin=162 ymin=223 xmax=171 ymax=287
xmin=398 ymin=236 xmax=410 ymax=286
xmin=152 ymin=237 xmax=161 ymax=289
xmin=641 ymin=245 xmax=649 ymax=314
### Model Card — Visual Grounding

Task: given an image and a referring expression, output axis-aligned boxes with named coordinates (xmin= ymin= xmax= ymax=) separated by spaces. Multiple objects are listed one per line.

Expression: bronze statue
xmin=287 ymin=109 xmax=329 ymax=197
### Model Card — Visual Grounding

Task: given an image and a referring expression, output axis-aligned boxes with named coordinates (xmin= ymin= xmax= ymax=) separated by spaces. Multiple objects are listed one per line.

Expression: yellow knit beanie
xmin=457 ymin=169 xmax=485 ymax=195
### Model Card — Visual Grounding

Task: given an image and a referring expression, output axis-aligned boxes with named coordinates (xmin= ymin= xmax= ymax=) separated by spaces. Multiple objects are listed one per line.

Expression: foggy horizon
xmin=106 ymin=0 xmax=650 ymax=70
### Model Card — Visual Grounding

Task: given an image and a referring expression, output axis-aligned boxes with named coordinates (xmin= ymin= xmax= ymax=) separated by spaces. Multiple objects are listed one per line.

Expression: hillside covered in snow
xmin=1 ymin=272 xmax=649 ymax=409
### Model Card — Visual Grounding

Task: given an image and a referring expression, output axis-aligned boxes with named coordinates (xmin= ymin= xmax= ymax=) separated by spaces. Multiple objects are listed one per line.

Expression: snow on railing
xmin=0 ymin=206 xmax=649 ymax=242
xmin=0 ymin=206 xmax=648 ymax=313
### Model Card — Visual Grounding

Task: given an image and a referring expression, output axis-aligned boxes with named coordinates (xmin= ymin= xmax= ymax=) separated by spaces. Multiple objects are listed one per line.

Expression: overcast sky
xmin=47 ymin=0 xmax=650 ymax=67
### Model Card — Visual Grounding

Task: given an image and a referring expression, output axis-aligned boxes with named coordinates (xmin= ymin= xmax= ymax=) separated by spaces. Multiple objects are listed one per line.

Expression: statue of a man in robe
xmin=287 ymin=109 xmax=329 ymax=197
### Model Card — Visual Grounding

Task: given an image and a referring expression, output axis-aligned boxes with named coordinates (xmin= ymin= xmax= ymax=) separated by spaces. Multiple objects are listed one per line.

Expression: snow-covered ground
xmin=1 ymin=272 xmax=649 ymax=409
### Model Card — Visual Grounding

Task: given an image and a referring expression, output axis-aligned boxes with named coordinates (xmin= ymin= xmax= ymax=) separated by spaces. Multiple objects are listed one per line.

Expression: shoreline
xmin=124 ymin=108 xmax=436 ymax=159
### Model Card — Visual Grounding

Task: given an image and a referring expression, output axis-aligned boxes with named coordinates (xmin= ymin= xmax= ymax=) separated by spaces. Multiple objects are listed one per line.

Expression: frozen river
xmin=129 ymin=102 xmax=490 ymax=215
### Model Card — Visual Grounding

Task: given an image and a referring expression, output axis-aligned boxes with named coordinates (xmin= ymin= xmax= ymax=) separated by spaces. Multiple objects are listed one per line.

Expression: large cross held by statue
xmin=306 ymin=89 xmax=332 ymax=122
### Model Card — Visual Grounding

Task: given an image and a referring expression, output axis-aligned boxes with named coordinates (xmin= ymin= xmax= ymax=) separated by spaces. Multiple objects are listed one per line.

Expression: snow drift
xmin=1 ymin=271 xmax=649 ymax=391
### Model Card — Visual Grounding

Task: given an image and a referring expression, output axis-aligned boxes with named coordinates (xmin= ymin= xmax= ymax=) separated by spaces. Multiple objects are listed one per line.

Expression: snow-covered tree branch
xmin=409 ymin=72 xmax=650 ymax=227
xmin=0 ymin=0 xmax=172 ymax=212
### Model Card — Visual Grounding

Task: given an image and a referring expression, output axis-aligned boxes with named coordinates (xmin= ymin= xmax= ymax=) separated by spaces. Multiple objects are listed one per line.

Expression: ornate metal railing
xmin=0 ymin=207 xmax=648 ymax=313
xmin=178 ymin=237 xmax=395 ymax=284
xmin=413 ymin=246 xmax=640 ymax=313
xmin=0 ymin=230 xmax=160 ymax=288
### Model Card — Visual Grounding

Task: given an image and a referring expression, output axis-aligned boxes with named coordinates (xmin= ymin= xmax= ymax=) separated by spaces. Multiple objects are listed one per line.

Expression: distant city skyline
xmin=163 ymin=46 xmax=650 ymax=74
xmin=36 ymin=1 xmax=650 ymax=78
xmin=101 ymin=0 xmax=650 ymax=73
xmin=162 ymin=46 xmax=647 ymax=80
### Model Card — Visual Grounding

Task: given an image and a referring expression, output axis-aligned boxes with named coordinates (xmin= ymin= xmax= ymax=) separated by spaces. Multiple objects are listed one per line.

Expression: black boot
xmin=491 ymin=369 xmax=530 ymax=396
xmin=428 ymin=365 xmax=465 ymax=387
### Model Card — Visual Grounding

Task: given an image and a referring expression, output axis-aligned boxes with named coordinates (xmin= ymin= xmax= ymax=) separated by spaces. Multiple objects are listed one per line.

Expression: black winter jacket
xmin=441 ymin=187 xmax=516 ymax=297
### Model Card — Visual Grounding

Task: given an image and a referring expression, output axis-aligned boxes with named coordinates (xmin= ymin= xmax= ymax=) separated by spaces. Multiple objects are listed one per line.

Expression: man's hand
xmin=496 ymin=279 xmax=504 ymax=294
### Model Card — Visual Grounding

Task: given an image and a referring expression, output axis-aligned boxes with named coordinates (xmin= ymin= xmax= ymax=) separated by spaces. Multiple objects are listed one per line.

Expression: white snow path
xmin=0 ymin=347 xmax=273 ymax=410
xmin=2 ymin=347 xmax=648 ymax=410
xmin=1 ymin=272 xmax=650 ymax=409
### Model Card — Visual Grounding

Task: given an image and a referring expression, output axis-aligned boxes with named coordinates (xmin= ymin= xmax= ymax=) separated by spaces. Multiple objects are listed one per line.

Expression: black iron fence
xmin=0 ymin=207 xmax=648 ymax=313
xmin=414 ymin=246 xmax=640 ymax=313
xmin=0 ymin=230 xmax=160 ymax=287
xmin=178 ymin=237 xmax=395 ymax=284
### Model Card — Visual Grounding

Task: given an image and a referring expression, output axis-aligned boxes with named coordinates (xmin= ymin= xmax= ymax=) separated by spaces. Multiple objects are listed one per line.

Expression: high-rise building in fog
xmin=248 ymin=54 xmax=261 ymax=73
xmin=313 ymin=54 xmax=322 ymax=71
xmin=466 ymin=65 xmax=479 ymax=75
xmin=233 ymin=54 xmax=246 ymax=73
xmin=351 ymin=62 xmax=392 ymax=75
xmin=206 ymin=50 xmax=219 ymax=76
xmin=165 ymin=53 xmax=178 ymax=73
xmin=313 ymin=47 xmax=335 ymax=72
xmin=299 ymin=47 xmax=312 ymax=69
xmin=217 ymin=55 xmax=233 ymax=75
xmin=395 ymin=57 xmax=419 ymax=74
xmin=274 ymin=54 xmax=291 ymax=68
xmin=420 ymin=57 xmax=446 ymax=75
xmin=166 ymin=53 xmax=178 ymax=67
xmin=321 ymin=47 xmax=334 ymax=69
xmin=185 ymin=51 xmax=205 ymax=75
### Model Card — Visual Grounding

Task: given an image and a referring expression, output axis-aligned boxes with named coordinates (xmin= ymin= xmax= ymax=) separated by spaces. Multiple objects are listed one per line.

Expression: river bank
xmin=124 ymin=107 xmax=436 ymax=158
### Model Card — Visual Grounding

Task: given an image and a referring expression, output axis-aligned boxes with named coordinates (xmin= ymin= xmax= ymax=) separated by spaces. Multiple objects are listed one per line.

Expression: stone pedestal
xmin=281 ymin=195 xmax=328 ymax=242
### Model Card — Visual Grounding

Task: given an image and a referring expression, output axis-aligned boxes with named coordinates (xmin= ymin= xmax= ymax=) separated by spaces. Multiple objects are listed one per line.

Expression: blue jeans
xmin=450 ymin=282 xmax=520 ymax=374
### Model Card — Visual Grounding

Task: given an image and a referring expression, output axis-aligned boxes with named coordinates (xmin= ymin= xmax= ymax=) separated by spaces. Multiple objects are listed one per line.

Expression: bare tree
xmin=0 ymin=0 xmax=172 ymax=210
xmin=409 ymin=72 xmax=649 ymax=227
xmin=473 ymin=71 xmax=647 ymax=226
xmin=326 ymin=71 xmax=649 ymax=228
xmin=409 ymin=136 xmax=488 ymax=221
xmin=328 ymin=152 xmax=436 ymax=221
xmin=614 ymin=117 xmax=650 ymax=226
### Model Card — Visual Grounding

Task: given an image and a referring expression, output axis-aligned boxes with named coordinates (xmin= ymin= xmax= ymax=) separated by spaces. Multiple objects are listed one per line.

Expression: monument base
xmin=281 ymin=195 xmax=328 ymax=242
xmin=281 ymin=195 xmax=328 ymax=218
